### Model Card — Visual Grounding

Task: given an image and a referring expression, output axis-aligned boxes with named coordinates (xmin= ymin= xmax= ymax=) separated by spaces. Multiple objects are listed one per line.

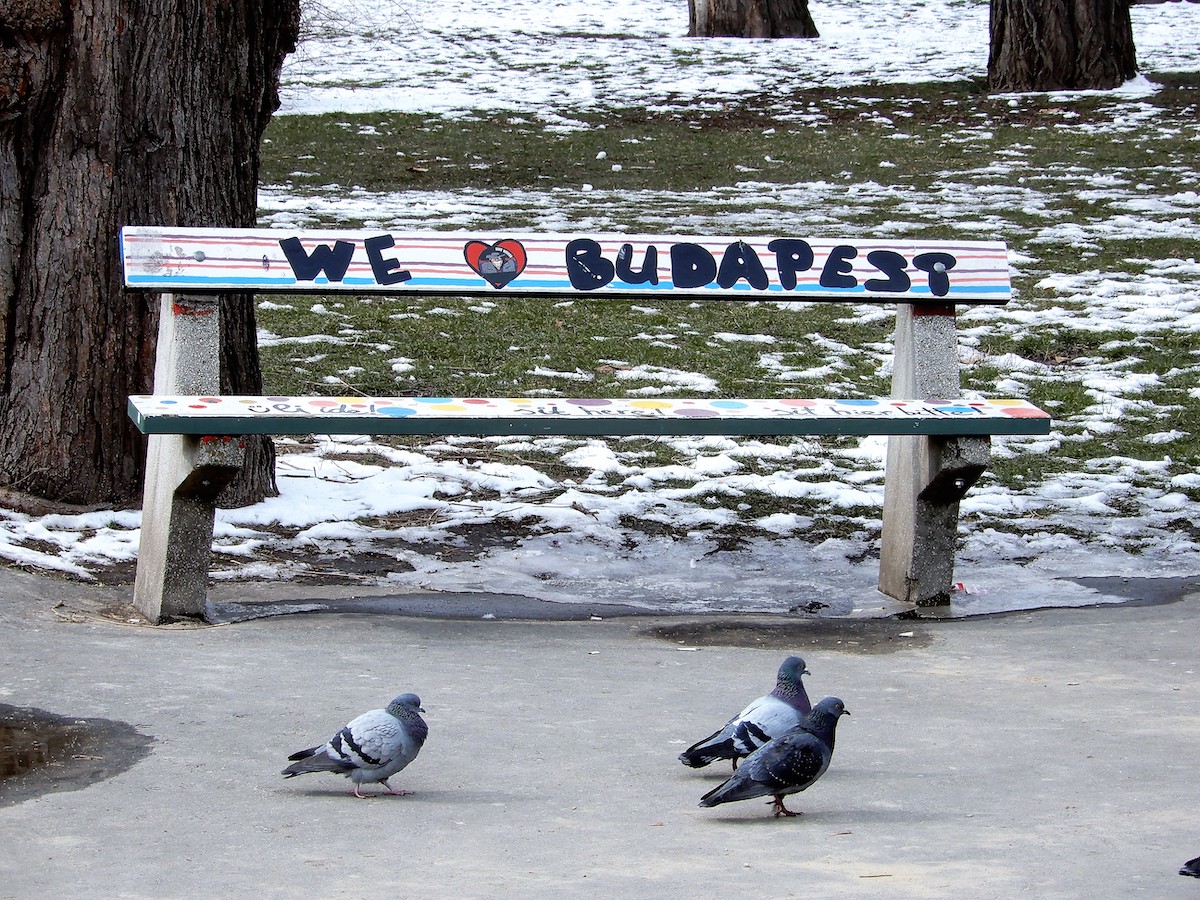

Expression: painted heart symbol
xmin=463 ymin=239 xmax=527 ymax=289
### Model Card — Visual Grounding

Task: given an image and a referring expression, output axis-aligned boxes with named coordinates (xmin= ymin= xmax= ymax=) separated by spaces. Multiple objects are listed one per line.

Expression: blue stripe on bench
xmin=128 ymin=395 xmax=1052 ymax=438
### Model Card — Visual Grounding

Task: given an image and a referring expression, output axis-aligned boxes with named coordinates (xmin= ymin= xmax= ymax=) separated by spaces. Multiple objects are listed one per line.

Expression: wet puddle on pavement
xmin=1 ymin=718 xmax=81 ymax=778
xmin=0 ymin=704 xmax=153 ymax=806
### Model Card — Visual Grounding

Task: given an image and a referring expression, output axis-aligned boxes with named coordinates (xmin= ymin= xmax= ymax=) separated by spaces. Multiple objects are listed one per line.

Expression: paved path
xmin=1 ymin=568 xmax=1198 ymax=898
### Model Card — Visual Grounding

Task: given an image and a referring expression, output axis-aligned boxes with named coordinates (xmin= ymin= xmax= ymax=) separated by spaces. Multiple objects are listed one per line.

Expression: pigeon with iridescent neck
xmin=282 ymin=693 xmax=427 ymax=798
xmin=678 ymin=656 xmax=812 ymax=770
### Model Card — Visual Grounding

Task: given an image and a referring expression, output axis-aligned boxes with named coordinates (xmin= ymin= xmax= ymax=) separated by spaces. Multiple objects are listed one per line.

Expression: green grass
xmin=258 ymin=293 xmax=897 ymax=400
xmin=260 ymin=74 xmax=1200 ymax=196
xmin=255 ymin=71 xmax=1200 ymax=533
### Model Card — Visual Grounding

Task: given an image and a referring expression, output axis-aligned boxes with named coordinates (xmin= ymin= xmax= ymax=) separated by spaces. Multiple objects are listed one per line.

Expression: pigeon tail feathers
xmin=282 ymin=749 xmax=355 ymax=777
xmin=678 ymin=736 xmax=737 ymax=768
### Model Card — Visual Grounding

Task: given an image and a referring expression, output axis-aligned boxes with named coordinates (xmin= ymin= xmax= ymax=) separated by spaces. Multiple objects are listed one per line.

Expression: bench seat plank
xmin=128 ymin=394 xmax=1051 ymax=438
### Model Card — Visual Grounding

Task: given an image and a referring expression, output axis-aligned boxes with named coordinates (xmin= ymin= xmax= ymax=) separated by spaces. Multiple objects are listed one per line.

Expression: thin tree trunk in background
xmin=988 ymin=0 xmax=1137 ymax=91
xmin=689 ymin=0 xmax=819 ymax=38
xmin=0 ymin=0 xmax=299 ymax=508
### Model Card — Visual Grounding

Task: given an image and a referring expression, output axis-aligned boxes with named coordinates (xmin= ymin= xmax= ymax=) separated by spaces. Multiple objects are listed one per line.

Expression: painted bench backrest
xmin=119 ymin=227 xmax=1012 ymax=305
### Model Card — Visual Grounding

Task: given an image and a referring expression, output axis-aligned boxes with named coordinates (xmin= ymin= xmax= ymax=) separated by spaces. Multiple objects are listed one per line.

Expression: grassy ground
xmin=254 ymin=73 xmax=1200 ymax=522
xmin=260 ymin=75 xmax=1200 ymax=203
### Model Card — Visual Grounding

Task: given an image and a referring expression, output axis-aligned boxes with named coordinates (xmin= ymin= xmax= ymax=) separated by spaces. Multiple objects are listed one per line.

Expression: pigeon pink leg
xmin=379 ymin=779 xmax=413 ymax=796
xmin=771 ymin=796 xmax=800 ymax=817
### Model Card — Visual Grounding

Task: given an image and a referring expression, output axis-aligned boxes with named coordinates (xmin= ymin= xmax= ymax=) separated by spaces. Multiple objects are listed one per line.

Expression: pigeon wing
xmin=283 ymin=707 xmax=400 ymax=778
xmin=699 ymin=730 xmax=829 ymax=807
xmin=746 ymin=730 xmax=830 ymax=794
xmin=730 ymin=696 xmax=804 ymax=757
xmin=329 ymin=708 xmax=405 ymax=771
xmin=679 ymin=695 xmax=801 ymax=767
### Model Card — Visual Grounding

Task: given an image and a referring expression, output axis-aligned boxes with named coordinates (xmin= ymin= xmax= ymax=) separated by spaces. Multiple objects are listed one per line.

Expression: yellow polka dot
xmin=629 ymin=400 xmax=673 ymax=410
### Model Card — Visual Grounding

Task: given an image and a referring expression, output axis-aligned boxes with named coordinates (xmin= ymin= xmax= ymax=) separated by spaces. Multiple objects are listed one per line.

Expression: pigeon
xmin=1181 ymin=856 xmax=1200 ymax=878
xmin=698 ymin=696 xmax=849 ymax=818
xmin=282 ymin=693 xmax=428 ymax=798
xmin=678 ymin=655 xmax=813 ymax=770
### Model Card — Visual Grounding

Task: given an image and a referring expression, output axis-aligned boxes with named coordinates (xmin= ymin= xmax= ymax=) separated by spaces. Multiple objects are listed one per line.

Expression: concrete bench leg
xmin=133 ymin=435 xmax=245 ymax=621
xmin=880 ymin=433 xmax=990 ymax=605
xmin=132 ymin=293 xmax=243 ymax=623
xmin=879 ymin=304 xmax=991 ymax=606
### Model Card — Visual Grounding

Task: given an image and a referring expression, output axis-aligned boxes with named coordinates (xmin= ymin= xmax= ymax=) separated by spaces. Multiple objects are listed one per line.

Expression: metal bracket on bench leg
xmin=133 ymin=434 xmax=245 ymax=623
xmin=177 ymin=436 xmax=246 ymax=501
xmin=917 ymin=436 xmax=990 ymax=505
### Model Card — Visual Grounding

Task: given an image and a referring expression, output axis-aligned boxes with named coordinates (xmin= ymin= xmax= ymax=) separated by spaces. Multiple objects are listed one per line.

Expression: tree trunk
xmin=689 ymin=0 xmax=819 ymax=38
xmin=0 ymin=0 xmax=297 ymax=508
xmin=988 ymin=0 xmax=1137 ymax=91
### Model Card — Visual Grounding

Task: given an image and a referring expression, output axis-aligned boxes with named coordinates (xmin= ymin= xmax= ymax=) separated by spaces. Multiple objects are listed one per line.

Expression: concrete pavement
xmin=1 ymin=566 xmax=1199 ymax=898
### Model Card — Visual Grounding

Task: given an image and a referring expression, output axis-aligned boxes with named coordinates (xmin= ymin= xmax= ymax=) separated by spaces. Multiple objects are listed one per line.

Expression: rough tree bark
xmin=0 ymin=0 xmax=298 ymax=509
xmin=988 ymin=0 xmax=1137 ymax=91
xmin=689 ymin=0 xmax=819 ymax=38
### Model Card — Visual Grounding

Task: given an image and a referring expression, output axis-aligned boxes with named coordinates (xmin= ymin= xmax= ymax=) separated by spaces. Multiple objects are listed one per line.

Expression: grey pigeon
xmin=698 ymin=696 xmax=849 ymax=817
xmin=679 ymin=655 xmax=812 ymax=770
xmin=282 ymin=693 xmax=428 ymax=798
xmin=1181 ymin=856 xmax=1200 ymax=878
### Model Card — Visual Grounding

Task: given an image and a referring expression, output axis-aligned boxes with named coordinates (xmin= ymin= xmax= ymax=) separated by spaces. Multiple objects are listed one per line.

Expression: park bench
xmin=119 ymin=226 xmax=1051 ymax=623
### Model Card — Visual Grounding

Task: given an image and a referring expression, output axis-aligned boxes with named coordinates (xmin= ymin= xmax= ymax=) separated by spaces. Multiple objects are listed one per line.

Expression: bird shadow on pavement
xmin=675 ymin=768 xmax=737 ymax=781
xmin=696 ymin=806 xmax=842 ymax=825
xmin=274 ymin=786 xmax=517 ymax=805
xmin=696 ymin=803 xmax=915 ymax=827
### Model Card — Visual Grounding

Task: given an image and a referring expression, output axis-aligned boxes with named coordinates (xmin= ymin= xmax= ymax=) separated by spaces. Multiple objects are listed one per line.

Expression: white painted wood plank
xmin=119 ymin=227 xmax=1012 ymax=304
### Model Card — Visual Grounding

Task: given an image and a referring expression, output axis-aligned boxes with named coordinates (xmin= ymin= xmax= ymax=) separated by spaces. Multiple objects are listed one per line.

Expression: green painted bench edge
xmin=127 ymin=395 xmax=1052 ymax=438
